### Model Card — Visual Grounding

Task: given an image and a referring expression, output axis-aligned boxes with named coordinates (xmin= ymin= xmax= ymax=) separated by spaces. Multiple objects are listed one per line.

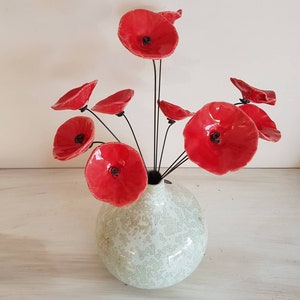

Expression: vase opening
xmin=147 ymin=169 xmax=162 ymax=185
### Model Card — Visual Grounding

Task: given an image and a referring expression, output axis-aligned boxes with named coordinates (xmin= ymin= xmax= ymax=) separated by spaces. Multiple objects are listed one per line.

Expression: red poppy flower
xmin=53 ymin=116 xmax=95 ymax=161
xmin=230 ymin=78 xmax=276 ymax=105
xmin=91 ymin=89 xmax=134 ymax=114
xmin=158 ymin=9 xmax=182 ymax=24
xmin=85 ymin=142 xmax=147 ymax=207
xmin=158 ymin=100 xmax=194 ymax=121
xmin=51 ymin=80 xmax=98 ymax=110
xmin=183 ymin=102 xmax=259 ymax=175
xmin=239 ymin=104 xmax=281 ymax=142
xmin=118 ymin=9 xmax=179 ymax=59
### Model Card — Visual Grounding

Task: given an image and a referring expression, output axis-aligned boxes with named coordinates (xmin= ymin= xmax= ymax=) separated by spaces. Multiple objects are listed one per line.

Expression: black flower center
xmin=110 ymin=166 xmax=120 ymax=177
xmin=210 ymin=132 xmax=221 ymax=144
xmin=74 ymin=133 xmax=85 ymax=144
xmin=142 ymin=36 xmax=151 ymax=45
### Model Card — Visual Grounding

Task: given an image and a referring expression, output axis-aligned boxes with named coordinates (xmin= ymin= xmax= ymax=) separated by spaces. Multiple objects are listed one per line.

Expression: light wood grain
xmin=0 ymin=168 xmax=299 ymax=299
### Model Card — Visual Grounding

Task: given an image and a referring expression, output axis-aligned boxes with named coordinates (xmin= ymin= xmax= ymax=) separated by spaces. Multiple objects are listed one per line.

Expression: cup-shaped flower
xmin=230 ymin=78 xmax=276 ymax=105
xmin=53 ymin=116 xmax=95 ymax=161
xmin=183 ymin=102 xmax=259 ymax=175
xmin=158 ymin=9 xmax=182 ymax=24
xmin=85 ymin=142 xmax=147 ymax=207
xmin=91 ymin=89 xmax=134 ymax=114
xmin=239 ymin=104 xmax=281 ymax=142
xmin=158 ymin=100 xmax=194 ymax=121
xmin=118 ymin=9 xmax=179 ymax=59
xmin=51 ymin=80 xmax=98 ymax=110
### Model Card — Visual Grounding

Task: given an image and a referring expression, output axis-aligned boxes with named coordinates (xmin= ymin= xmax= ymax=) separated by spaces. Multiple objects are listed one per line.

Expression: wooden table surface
xmin=0 ymin=168 xmax=299 ymax=300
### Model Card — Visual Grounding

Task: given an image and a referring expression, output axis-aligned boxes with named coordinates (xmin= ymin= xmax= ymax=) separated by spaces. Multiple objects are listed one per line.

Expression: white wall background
xmin=0 ymin=0 xmax=299 ymax=169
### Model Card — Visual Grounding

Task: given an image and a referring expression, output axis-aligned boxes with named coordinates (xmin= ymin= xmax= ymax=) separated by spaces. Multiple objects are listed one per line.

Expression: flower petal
xmin=230 ymin=78 xmax=276 ymax=105
xmin=53 ymin=116 xmax=95 ymax=160
xmin=158 ymin=100 xmax=194 ymax=121
xmin=158 ymin=9 xmax=182 ymax=24
xmin=239 ymin=104 xmax=281 ymax=142
xmin=91 ymin=89 xmax=134 ymax=114
xmin=183 ymin=102 xmax=259 ymax=175
xmin=51 ymin=80 xmax=98 ymax=110
xmin=118 ymin=9 xmax=179 ymax=59
xmin=85 ymin=142 xmax=147 ymax=207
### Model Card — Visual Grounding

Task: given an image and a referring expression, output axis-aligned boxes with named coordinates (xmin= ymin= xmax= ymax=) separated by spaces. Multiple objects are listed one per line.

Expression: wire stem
xmin=155 ymin=59 xmax=162 ymax=172
xmin=161 ymin=151 xmax=186 ymax=177
xmin=85 ymin=107 xmax=120 ymax=142
xmin=122 ymin=113 xmax=146 ymax=168
xmin=161 ymin=155 xmax=189 ymax=179
xmin=152 ymin=60 xmax=158 ymax=170
xmin=89 ymin=141 xmax=105 ymax=148
xmin=158 ymin=121 xmax=174 ymax=172
xmin=234 ymin=98 xmax=250 ymax=105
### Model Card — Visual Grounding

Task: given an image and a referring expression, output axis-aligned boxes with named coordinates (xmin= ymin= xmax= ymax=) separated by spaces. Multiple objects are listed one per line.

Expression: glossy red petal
xmin=158 ymin=100 xmax=194 ymax=121
xmin=51 ymin=80 xmax=98 ymax=110
xmin=53 ymin=116 xmax=95 ymax=161
xmin=118 ymin=9 xmax=179 ymax=59
xmin=85 ymin=142 xmax=147 ymax=207
xmin=183 ymin=102 xmax=259 ymax=175
xmin=158 ymin=9 xmax=182 ymax=24
xmin=91 ymin=89 xmax=134 ymax=114
xmin=230 ymin=78 xmax=276 ymax=105
xmin=239 ymin=104 xmax=281 ymax=142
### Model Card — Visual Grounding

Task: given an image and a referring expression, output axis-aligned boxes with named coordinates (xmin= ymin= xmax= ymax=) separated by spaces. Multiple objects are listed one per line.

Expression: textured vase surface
xmin=95 ymin=181 xmax=208 ymax=289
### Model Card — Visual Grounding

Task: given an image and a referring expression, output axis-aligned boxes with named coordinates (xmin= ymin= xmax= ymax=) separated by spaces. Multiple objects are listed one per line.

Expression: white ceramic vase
xmin=95 ymin=181 xmax=208 ymax=289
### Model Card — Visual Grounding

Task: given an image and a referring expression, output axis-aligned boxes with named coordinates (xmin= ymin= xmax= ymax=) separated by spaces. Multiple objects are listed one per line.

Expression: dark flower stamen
xmin=74 ymin=133 xmax=85 ymax=144
xmin=110 ymin=167 xmax=120 ymax=177
xmin=210 ymin=132 xmax=221 ymax=144
xmin=142 ymin=36 xmax=151 ymax=45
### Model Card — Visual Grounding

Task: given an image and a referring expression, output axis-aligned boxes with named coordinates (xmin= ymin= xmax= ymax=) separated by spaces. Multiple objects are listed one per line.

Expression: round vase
xmin=95 ymin=181 xmax=208 ymax=289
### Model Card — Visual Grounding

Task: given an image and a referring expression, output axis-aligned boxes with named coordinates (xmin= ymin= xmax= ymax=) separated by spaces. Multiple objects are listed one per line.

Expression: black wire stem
xmin=155 ymin=59 xmax=162 ymax=171
xmin=89 ymin=141 xmax=105 ymax=148
xmin=122 ymin=113 xmax=146 ymax=169
xmin=85 ymin=107 xmax=120 ymax=142
xmin=158 ymin=121 xmax=175 ymax=172
xmin=161 ymin=155 xmax=189 ymax=179
xmin=161 ymin=151 xmax=186 ymax=177
xmin=152 ymin=60 xmax=158 ymax=170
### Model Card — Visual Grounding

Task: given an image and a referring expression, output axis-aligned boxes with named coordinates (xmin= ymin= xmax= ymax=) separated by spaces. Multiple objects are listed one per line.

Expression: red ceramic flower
xmin=158 ymin=9 xmax=182 ymax=24
xmin=51 ymin=80 xmax=98 ymax=110
xmin=91 ymin=89 xmax=134 ymax=114
xmin=158 ymin=100 xmax=194 ymax=121
xmin=53 ymin=116 xmax=95 ymax=161
xmin=118 ymin=9 xmax=179 ymax=59
xmin=239 ymin=104 xmax=281 ymax=142
xmin=183 ymin=102 xmax=259 ymax=175
xmin=230 ymin=78 xmax=276 ymax=105
xmin=85 ymin=142 xmax=147 ymax=207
